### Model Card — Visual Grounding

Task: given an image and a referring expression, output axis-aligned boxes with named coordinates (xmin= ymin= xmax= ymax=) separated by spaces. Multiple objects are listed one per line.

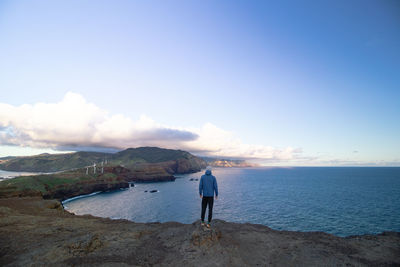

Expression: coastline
xmin=61 ymin=191 xmax=102 ymax=205
xmin=1 ymin=165 xmax=399 ymax=265
xmin=0 ymin=165 xmax=176 ymax=201
xmin=1 ymin=197 xmax=399 ymax=266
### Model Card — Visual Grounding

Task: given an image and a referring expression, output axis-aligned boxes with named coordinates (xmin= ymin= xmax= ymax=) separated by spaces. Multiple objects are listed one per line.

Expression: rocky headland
xmin=202 ymin=157 xmax=258 ymax=168
xmin=0 ymin=147 xmax=206 ymax=200
xmin=0 ymin=197 xmax=399 ymax=266
xmin=1 ymin=147 xmax=399 ymax=266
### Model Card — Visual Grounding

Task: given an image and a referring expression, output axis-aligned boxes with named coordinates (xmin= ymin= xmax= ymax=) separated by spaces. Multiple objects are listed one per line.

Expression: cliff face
xmin=117 ymin=147 xmax=207 ymax=174
xmin=0 ymin=197 xmax=399 ymax=266
xmin=42 ymin=180 xmax=129 ymax=201
xmin=175 ymin=156 xmax=207 ymax=173
xmin=152 ymin=158 xmax=206 ymax=175
xmin=118 ymin=165 xmax=175 ymax=182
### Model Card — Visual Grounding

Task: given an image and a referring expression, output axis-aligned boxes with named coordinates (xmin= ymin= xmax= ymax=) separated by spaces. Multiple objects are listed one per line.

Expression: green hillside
xmin=0 ymin=167 xmax=127 ymax=200
xmin=0 ymin=147 xmax=206 ymax=173
xmin=0 ymin=152 xmax=108 ymax=172
xmin=113 ymin=147 xmax=194 ymax=164
xmin=0 ymin=169 xmax=115 ymax=194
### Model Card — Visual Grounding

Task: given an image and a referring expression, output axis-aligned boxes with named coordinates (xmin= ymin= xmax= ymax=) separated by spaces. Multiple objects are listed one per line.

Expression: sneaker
xmin=206 ymin=223 xmax=211 ymax=228
xmin=201 ymin=221 xmax=205 ymax=226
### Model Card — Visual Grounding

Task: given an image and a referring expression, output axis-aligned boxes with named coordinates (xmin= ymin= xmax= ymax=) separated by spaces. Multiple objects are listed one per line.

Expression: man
xmin=199 ymin=166 xmax=218 ymax=228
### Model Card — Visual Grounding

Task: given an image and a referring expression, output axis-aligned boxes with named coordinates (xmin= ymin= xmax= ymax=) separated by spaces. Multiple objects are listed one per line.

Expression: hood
xmin=205 ymin=169 xmax=212 ymax=175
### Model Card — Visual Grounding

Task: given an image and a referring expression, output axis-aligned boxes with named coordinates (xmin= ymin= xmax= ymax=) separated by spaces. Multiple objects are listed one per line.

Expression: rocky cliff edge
xmin=0 ymin=197 xmax=399 ymax=266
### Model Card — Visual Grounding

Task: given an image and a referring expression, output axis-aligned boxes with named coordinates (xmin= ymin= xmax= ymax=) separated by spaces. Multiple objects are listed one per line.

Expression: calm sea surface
xmin=63 ymin=167 xmax=400 ymax=237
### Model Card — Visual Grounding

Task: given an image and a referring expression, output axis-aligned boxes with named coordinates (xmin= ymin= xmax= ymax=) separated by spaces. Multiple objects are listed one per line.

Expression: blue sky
xmin=0 ymin=0 xmax=399 ymax=165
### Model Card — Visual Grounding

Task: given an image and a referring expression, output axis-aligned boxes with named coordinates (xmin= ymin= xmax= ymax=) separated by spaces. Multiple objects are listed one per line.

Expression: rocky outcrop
xmin=175 ymin=157 xmax=206 ymax=173
xmin=145 ymin=159 xmax=206 ymax=175
xmin=42 ymin=181 xmax=129 ymax=201
xmin=0 ymin=197 xmax=399 ymax=266
xmin=121 ymin=164 xmax=176 ymax=182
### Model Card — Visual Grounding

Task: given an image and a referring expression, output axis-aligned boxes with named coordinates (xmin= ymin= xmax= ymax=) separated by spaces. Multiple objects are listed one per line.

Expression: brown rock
xmin=191 ymin=226 xmax=222 ymax=247
xmin=0 ymin=197 xmax=399 ymax=266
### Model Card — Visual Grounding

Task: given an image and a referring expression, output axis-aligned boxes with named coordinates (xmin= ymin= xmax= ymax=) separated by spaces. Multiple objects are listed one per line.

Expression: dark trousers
xmin=201 ymin=196 xmax=214 ymax=222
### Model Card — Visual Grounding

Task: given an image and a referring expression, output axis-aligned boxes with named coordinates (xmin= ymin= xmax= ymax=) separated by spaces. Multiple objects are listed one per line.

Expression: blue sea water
xmin=63 ymin=167 xmax=400 ymax=237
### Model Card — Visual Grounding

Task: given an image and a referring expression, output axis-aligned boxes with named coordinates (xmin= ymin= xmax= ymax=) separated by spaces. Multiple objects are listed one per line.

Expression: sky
xmin=0 ymin=0 xmax=399 ymax=166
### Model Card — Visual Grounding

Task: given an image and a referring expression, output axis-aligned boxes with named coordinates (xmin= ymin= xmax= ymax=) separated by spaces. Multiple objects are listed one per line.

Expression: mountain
xmin=111 ymin=147 xmax=206 ymax=174
xmin=114 ymin=147 xmax=196 ymax=164
xmin=202 ymin=157 xmax=258 ymax=167
xmin=0 ymin=147 xmax=207 ymax=174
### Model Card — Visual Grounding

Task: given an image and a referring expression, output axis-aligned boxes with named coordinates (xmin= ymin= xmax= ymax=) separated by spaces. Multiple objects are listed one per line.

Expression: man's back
xmin=199 ymin=169 xmax=218 ymax=197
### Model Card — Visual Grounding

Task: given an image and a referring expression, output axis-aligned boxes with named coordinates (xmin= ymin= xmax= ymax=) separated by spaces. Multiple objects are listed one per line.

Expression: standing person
xmin=199 ymin=166 xmax=218 ymax=228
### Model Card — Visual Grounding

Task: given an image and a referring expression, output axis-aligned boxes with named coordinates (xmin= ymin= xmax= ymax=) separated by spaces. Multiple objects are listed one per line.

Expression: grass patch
xmin=0 ymin=170 xmax=119 ymax=194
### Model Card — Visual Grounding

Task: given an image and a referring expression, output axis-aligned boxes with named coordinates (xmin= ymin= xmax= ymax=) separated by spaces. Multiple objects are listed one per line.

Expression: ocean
xmin=63 ymin=167 xmax=400 ymax=237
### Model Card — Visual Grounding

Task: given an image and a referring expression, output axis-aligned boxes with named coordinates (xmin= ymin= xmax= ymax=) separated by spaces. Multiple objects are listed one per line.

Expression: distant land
xmin=203 ymin=157 xmax=258 ymax=167
xmin=0 ymin=147 xmax=255 ymax=200
xmin=0 ymin=147 xmax=255 ymax=173
xmin=0 ymin=147 xmax=204 ymax=173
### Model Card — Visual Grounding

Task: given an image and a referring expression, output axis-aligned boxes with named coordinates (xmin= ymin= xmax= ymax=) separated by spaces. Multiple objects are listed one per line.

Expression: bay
xmin=63 ymin=167 xmax=400 ymax=237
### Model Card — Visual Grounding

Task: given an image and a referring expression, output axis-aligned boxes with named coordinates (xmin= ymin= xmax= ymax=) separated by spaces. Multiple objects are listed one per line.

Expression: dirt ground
xmin=1 ymin=197 xmax=399 ymax=266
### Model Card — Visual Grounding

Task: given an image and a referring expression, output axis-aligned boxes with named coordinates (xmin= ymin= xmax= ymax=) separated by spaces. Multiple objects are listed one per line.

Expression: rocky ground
xmin=1 ymin=197 xmax=399 ymax=266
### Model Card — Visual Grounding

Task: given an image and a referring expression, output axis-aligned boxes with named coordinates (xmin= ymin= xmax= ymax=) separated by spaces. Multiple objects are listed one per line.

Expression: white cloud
xmin=0 ymin=92 xmax=197 ymax=150
xmin=0 ymin=92 xmax=300 ymax=161
xmin=183 ymin=123 xmax=301 ymax=160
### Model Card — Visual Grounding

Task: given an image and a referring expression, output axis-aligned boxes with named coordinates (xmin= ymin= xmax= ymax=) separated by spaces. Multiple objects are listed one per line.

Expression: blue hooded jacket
xmin=199 ymin=169 xmax=218 ymax=197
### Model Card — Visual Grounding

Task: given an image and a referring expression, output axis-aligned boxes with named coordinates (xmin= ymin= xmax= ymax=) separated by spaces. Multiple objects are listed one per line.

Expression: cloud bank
xmin=0 ymin=92 xmax=300 ymax=161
